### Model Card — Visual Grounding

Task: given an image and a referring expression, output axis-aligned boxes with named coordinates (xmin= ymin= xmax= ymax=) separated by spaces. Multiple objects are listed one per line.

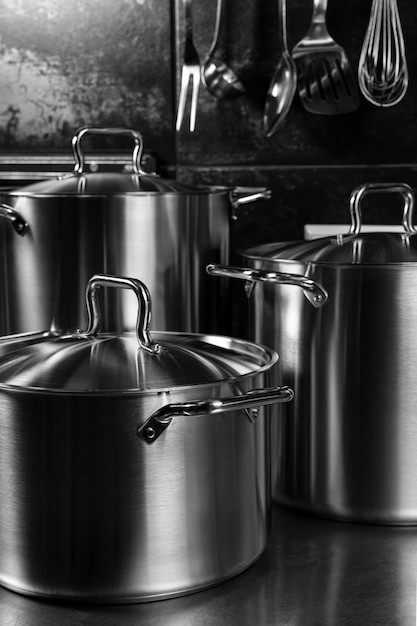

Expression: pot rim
xmin=0 ymin=331 xmax=279 ymax=396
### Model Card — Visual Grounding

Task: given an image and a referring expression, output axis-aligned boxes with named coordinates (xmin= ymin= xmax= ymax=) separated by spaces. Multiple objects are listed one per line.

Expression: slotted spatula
xmin=292 ymin=0 xmax=360 ymax=115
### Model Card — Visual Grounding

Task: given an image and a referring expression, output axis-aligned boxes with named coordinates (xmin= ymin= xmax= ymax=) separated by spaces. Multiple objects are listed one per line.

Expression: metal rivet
xmin=250 ymin=408 xmax=259 ymax=421
xmin=144 ymin=427 xmax=156 ymax=440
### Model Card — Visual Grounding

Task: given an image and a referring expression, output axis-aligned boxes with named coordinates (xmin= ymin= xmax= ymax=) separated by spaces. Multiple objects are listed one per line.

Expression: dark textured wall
xmin=0 ymin=0 xmax=415 ymax=248
xmin=0 ymin=0 xmax=175 ymax=162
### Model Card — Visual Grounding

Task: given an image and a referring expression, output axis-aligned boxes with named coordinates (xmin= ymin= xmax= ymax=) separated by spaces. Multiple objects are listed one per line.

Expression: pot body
xmin=243 ymin=257 xmax=417 ymax=524
xmin=0 ymin=192 xmax=230 ymax=335
xmin=0 ymin=373 xmax=273 ymax=602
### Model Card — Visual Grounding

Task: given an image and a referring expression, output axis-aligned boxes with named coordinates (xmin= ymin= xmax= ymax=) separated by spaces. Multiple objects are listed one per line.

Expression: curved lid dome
xmin=243 ymin=232 xmax=417 ymax=265
xmin=0 ymin=331 xmax=275 ymax=395
xmin=244 ymin=182 xmax=417 ymax=266
xmin=9 ymin=126 xmax=215 ymax=196
xmin=7 ymin=172 xmax=214 ymax=196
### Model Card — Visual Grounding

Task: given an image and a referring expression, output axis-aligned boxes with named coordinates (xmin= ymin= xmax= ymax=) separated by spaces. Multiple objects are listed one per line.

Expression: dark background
xmin=0 ymin=0 xmax=415 ymax=248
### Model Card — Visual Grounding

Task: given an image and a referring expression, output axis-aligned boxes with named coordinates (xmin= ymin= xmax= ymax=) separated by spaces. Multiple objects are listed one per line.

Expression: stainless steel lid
xmin=8 ymin=127 xmax=213 ymax=197
xmin=244 ymin=232 xmax=417 ymax=265
xmin=9 ymin=173 xmax=213 ymax=196
xmin=245 ymin=183 xmax=417 ymax=265
xmin=0 ymin=275 xmax=277 ymax=394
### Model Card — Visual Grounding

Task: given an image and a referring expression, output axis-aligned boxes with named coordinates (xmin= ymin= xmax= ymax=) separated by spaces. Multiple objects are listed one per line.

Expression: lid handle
xmin=72 ymin=127 xmax=147 ymax=175
xmin=79 ymin=274 xmax=162 ymax=355
xmin=348 ymin=182 xmax=415 ymax=236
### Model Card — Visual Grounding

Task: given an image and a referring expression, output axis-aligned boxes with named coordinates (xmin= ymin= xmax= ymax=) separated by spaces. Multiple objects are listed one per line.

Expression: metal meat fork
xmin=176 ymin=0 xmax=201 ymax=132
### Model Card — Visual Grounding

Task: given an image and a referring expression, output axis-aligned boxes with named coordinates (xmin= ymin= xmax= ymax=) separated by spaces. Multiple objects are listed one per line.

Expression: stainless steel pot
xmin=208 ymin=182 xmax=417 ymax=525
xmin=0 ymin=126 xmax=270 ymax=336
xmin=0 ymin=273 xmax=293 ymax=602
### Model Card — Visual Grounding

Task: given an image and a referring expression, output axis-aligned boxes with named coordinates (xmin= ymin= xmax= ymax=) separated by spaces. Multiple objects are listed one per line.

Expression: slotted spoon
xmin=292 ymin=0 xmax=360 ymax=115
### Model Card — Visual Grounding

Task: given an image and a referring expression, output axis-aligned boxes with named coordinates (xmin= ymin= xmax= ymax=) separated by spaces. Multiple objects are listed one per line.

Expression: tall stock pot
xmin=0 ymin=126 xmax=270 ymax=335
xmin=0 ymin=273 xmax=293 ymax=603
xmin=208 ymin=182 xmax=417 ymax=525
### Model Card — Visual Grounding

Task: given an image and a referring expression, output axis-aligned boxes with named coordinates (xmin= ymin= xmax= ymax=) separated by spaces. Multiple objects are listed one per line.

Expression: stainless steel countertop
xmin=0 ymin=504 xmax=416 ymax=625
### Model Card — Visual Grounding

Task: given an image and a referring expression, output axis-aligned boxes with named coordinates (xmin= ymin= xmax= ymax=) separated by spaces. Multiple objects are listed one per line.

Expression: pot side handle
xmin=137 ymin=386 xmax=294 ymax=444
xmin=227 ymin=187 xmax=272 ymax=219
xmin=0 ymin=204 xmax=28 ymax=235
xmin=206 ymin=264 xmax=328 ymax=308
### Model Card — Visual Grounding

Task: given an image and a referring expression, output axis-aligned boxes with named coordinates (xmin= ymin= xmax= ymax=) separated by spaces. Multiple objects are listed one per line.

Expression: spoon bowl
xmin=263 ymin=0 xmax=297 ymax=136
xmin=263 ymin=51 xmax=297 ymax=137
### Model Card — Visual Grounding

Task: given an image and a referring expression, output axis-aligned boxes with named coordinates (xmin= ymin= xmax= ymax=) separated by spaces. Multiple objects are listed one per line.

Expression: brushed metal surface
xmin=245 ymin=259 xmax=417 ymax=523
xmin=1 ymin=505 xmax=417 ymax=623
xmin=0 ymin=378 xmax=272 ymax=602
xmin=0 ymin=192 xmax=230 ymax=335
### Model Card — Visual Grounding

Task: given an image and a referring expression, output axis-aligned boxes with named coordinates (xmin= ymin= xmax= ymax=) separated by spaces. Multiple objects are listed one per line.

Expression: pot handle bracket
xmin=137 ymin=386 xmax=294 ymax=444
xmin=228 ymin=187 xmax=272 ymax=220
xmin=0 ymin=204 xmax=28 ymax=235
xmin=206 ymin=264 xmax=328 ymax=308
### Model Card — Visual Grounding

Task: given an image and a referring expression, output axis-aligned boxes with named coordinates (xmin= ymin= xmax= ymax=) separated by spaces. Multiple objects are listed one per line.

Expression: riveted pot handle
xmin=0 ymin=204 xmax=28 ymax=235
xmin=72 ymin=127 xmax=147 ymax=175
xmin=207 ymin=264 xmax=328 ymax=308
xmin=79 ymin=273 xmax=162 ymax=355
xmin=229 ymin=187 xmax=272 ymax=209
xmin=137 ymin=386 xmax=294 ymax=444
xmin=228 ymin=187 xmax=272 ymax=220
xmin=348 ymin=182 xmax=415 ymax=236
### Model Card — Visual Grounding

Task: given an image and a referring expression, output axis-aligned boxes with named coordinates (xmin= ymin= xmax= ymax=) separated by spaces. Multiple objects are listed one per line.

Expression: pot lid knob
xmin=79 ymin=273 xmax=163 ymax=355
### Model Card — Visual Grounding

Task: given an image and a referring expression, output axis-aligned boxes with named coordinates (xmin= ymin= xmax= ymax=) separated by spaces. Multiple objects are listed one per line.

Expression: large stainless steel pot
xmin=0 ymin=126 xmax=270 ymax=336
xmin=0 ymin=273 xmax=293 ymax=603
xmin=208 ymin=182 xmax=417 ymax=525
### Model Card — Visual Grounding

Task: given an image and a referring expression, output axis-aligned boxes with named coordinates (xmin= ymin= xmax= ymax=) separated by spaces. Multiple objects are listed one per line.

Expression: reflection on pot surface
xmin=0 ymin=273 xmax=293 ymax=603
xmin=208 ymin=182 xmax=417 ymax=525
xmin=0 ymin=127 xmax=271 ymax=336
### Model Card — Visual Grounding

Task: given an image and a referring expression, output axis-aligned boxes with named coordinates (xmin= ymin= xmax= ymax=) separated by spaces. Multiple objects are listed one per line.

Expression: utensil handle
xmin=71 ymin=127 xmax=146 ymax=175
xmin=137 ymin=386 xmax=294 ymax=443
xmin=0 ymin=203 xmax=28 ymax=235
xmin=206 ymin=264 xmax=328 ymax=308
xmin=348 ymin=182 xmax=415 ymax=236
xmin=278 ymin=0 xmax=289 ymax=52
xmin=79 ymin=274 xmax=162 ymax=355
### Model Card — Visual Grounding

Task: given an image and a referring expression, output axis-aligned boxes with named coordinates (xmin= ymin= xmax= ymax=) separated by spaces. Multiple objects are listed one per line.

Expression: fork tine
xmin=176 ymin=71 xmax=189 ymax=132
xmin=189 ymin=71 xmax=200 ymax=132
xmin=176 ymin=0 xmax=201 ymax=132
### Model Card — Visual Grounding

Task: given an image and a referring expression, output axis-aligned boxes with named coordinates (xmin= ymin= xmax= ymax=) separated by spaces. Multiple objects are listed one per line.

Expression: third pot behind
xmin=208 ymin=182 xmax=417 ymax=525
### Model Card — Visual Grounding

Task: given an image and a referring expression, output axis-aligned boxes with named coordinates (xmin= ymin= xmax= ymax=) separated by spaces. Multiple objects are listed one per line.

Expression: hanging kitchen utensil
xmin=0 ymin=126 xmax=271 ymax=336
xmin=202 ymin=0 xmax=246 ymax=99
xmin=176 ymin=0 xmax=201 ymax=131
xmin=358 ymin=0 xmax=408 ymax=107
xmin=0 ymin=273 xmax=293 ymax=602
xmin=208 ymin=182 xmax=417 ymax=525
xmin=263 ymin=0 xmax=297 ymax=137
xmin=292 ymin=0 xmax=360 ymax=114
